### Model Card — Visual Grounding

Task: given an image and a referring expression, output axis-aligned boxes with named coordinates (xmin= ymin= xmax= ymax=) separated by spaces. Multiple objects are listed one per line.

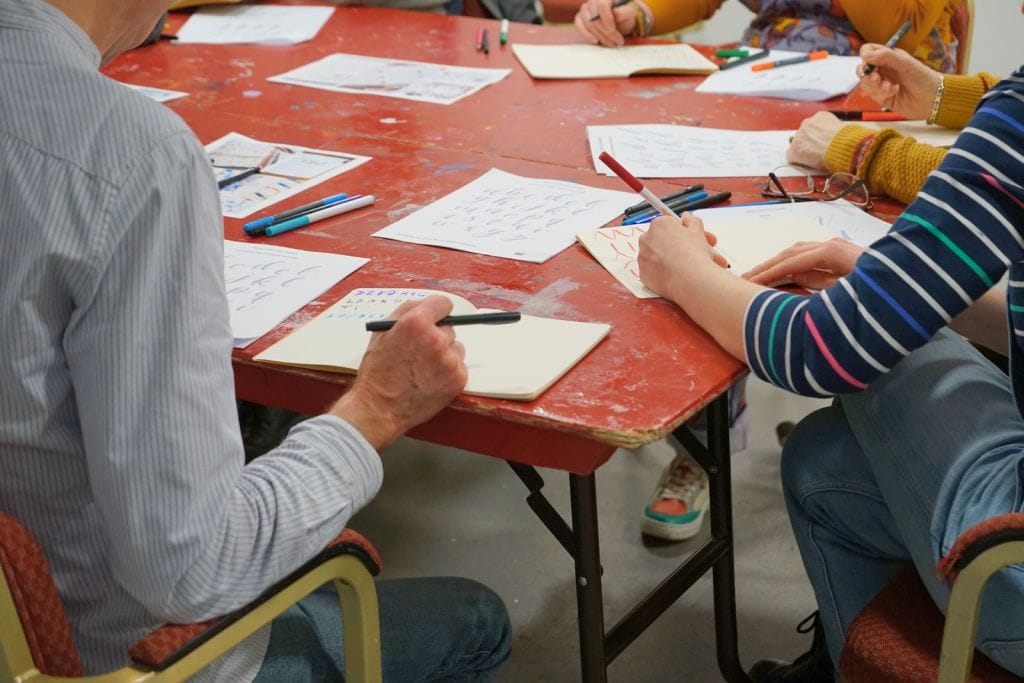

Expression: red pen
xmin=833 ymin=111 xmax=907 ymax=122
xmin=475 ymin=27 xmax=485 ymax=52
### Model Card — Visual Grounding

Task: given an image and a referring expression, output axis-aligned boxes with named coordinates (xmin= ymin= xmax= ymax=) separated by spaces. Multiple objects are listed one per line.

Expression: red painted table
xmin=105 ymin=8 xmax=894 ymax=680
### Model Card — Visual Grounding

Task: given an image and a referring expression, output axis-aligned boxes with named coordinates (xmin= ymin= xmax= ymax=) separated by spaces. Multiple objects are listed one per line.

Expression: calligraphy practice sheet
xmin=373 ymin=168 xmax=634 ymax=262
xmin=175 ymin=5 xmax=334 ymax=45
xmin=268 ymin=53 xmax=511 ymax=105
xmin=224 ymin=241 xmax=368 ymax=347
xmin=588 ymin=125 xmax=798 ymax=178
xmin=121 ymin=83 xmax=188 ymax=102
xmin=578 ymin=199 xmax=891 ymax=297
xmin=205 ymin=133 xmax=371 ymax=218
xmin=696 ymin=49 xmax=861 ymax=101
xmin=255 ymin=288 xmax=611 ymax=400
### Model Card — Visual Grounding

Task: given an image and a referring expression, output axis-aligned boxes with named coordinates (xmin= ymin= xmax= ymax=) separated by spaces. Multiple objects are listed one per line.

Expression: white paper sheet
xmin=693 ymin=199 xmax=892 ymax=248
xmin=205 ymin=133 xmax=371 ymax=219
xmin=224 ymin=241 xmax=368 ymax=347
xmin=577 ymin=199 xmax=892 ymax=298
xmin=588 ymin=124 xmax=799 ymax=178
xmin=859 ymin=119 xmax=961 ymax=147
xmin=254 ymin=288 xmax=610 ymax=400
xmin=373 ymin=168 xmax=634 ymax=263
xmin=696 ymin=49 xmax=861 ymax=101
xmin=511 ymin=43 xmax=717 ymax=79
xmin=267 ymin=53 xmax=511 ymax=105
xmin=174 ymin=5 xmax=334 ymax=45
xmin=121 ymin=83 xmax=188 ymax=103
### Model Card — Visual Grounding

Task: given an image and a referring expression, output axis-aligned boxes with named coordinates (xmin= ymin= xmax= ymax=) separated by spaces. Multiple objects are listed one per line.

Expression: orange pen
xmin=751 ymin=50 xmax=830 ymax=72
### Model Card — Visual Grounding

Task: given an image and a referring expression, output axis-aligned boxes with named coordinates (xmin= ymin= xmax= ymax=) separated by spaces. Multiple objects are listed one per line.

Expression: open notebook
xmin=254 ymin=288 xmax=611 ymax=401
xmin=511 ymin=43 xmax=717 ymax=79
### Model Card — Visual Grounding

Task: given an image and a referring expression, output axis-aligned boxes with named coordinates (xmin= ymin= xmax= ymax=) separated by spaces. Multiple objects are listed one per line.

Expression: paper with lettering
xmin=205 ymin=133 xmax=371 ymax=219
xmin=512 ymin=43 xmax=717 ymax=79
xmin=588 ymin=124 xmax=798 ymax=178
xmin=373 ymin=168 xmax=634 ymax=263
xmin=696 ymin=49 xmax=861 ymax=101
xmin=174 ymin=5 xmax=334 ymax=45
xmin=268 ymin=53 xmax=511 ymax=105
xmin=224 ymin=241 xmax=369 ymax=347
xmin=254 ymin=288 xmax=611 ymax=400
xmin=577 ymin=199 xmax=891 ymax=298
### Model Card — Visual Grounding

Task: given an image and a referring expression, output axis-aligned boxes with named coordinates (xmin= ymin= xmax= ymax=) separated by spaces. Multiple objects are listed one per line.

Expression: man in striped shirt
xmin=637 ymin=39 xmax=1024 ymax=682
xmin=0 ymin=0 xmax=510 ymax=680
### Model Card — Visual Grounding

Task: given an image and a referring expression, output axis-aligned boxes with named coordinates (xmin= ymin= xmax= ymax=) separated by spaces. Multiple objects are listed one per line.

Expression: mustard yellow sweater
xmin=824 ymin=73 xmax=1001 ymax=205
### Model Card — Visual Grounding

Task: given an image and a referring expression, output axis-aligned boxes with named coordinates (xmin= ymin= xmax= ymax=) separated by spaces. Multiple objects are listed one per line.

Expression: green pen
xmin=500 ymin=19 xmax=509 ymax=45
xmin=715 ymin=48 xmax=749 ymax=58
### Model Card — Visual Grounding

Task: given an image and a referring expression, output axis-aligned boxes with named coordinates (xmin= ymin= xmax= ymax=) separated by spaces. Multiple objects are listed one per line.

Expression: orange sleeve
xmin=643 ymin=0 xmax=725 ymax=36
xmin=839 ymin=0 xmax=955 ymax=51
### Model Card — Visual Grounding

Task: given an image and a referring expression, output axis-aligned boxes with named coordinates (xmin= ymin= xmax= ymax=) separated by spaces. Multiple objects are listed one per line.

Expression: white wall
xmin=676 ymin=0 xmax=1022 ymax=76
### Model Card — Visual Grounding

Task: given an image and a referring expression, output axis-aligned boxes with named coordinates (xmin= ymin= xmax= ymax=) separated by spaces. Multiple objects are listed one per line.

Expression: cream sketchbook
xmin=254 ymin=288 xmax=610 ymax=401
xmin=511 ymin=43 xmax=717 ymax=80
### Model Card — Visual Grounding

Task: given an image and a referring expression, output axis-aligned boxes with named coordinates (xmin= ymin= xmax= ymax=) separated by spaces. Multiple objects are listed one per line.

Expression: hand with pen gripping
xmin=574 ymin=0 xmax=643 ymax=47
xmin=330 ymin=296 xmax=467 ymax=450
xmin=636 ymin=214 xmax=727 ymax=300
xmin=857 ymin=44 xmax=942 ymax=120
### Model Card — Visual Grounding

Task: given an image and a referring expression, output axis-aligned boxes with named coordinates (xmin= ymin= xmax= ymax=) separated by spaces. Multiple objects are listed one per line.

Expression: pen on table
xmin=500 ymin=18 xmax=509 ymax=45
xmin=622 ymin=191 xmax=709 ymax=225
xmin=475 ymin=27 xmax=485 ymax=51
xmin=481 ymin=28 xmax=490 ymax=55
xmin=832 ymin=110 xmax=907 ymax=121
xmin=718 ymin=48 xmax=769 ymax=71
xmin=589 ymin=0 xmax=629 ymax=21
xmin=244 ymin=192 xmax=349 ymax=234
xmin=862 ymin=20 xmax=913 ymax=77
xmin=625 ymin=191 xmax=733 ymax=224
xmin=598 ymin=151 xmax=728 ymax=265
xmin=217 ymin=166 xmax=260 ymax=190
xmin=263 ymin=194 xmax=375 ymax=237
xmin=623 ymin=184 xmax=705 ymax=216
xmin=715 ymin=48 xmax=748 ymax=58
xmin=366 ymin=311 xmax=522 ymax=332
xmin=751 ymin=50 xmax=829 ymax=72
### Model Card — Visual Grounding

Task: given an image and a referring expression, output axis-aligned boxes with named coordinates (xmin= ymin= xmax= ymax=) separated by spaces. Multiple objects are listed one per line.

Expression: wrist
xmin=330 ymin=387 xmax=400 ymax=451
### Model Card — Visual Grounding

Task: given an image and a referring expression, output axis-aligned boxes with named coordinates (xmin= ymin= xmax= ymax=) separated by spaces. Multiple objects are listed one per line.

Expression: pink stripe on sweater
xmin=982 ymin=173 xmax=1024 ymax=211
xmin=804 ymin=311 xmax=867 ymax=390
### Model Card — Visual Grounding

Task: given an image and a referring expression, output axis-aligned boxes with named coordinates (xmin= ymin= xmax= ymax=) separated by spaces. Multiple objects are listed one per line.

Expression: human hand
xmin=637 ymin=213 xmax=728 ymax=299
xmin=742 ymin=238 xmax=865 ymax=289
xmin=857 ymin=45 xmax=940 ymax=120
xmin=333 ymin=295 xmax=468 ymax=449
xmin=573 ymin=0 xmax=638 ymax=46
xmin=786 ymin=112 xmax=845 ymax=171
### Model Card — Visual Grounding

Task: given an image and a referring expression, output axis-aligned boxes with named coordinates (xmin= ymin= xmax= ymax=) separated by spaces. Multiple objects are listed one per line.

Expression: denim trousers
xmin=253 ymin=577 xmax=511 ymax=682
xmin=781 ymin=330 xmax=1024 ymax=676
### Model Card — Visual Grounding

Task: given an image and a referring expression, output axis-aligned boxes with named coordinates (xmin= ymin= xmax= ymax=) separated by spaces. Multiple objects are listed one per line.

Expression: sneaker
xmin=749 ymin=611 xmax=835 ymax=683
xmin=641 ymin=450 xmax=709 ymax=541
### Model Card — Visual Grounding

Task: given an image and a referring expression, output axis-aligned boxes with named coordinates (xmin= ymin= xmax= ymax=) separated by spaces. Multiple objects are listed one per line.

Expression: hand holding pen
xmin=855 ymin=39 xmax=944 ymax=120
xmin=574 ymin=0 xmax=633 ymax=47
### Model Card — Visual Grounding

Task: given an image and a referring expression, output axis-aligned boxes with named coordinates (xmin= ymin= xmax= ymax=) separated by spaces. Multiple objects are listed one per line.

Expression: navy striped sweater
xmin=744 ymin=68 xmax=1024 ymax=410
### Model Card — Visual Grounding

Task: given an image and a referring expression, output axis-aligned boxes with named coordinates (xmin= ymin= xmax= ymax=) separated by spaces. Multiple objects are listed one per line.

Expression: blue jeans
xmin=781 ymin=330 xmax=1024 ymax=676
xmin=253 ymin=577 xmax=511 ymax=682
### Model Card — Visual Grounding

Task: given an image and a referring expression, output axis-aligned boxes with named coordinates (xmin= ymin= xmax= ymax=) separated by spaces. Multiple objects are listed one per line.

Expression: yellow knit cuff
xmin=824 ymin=125 xmax=876 ymax=176
xmin=934 ymin=74 xmax=988 ymax=129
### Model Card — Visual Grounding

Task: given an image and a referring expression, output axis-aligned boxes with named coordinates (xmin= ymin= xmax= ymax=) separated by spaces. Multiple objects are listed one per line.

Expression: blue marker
xmin=264 ymin=195 xmax=375 ymax=237
xmin=244 ymin=192 xmax=349 ymax=234
xmin=622 ymin=191 xmax=709 ymax=225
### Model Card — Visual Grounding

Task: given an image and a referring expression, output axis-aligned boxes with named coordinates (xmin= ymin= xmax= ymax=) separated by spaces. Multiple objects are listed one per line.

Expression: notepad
xmin=511 ymin=43 xmax=717 ymax=80
xmin=254 ymin=288 xmax=611 ymax=401
xmin=695 ymin=48 xmax=861 ymax=101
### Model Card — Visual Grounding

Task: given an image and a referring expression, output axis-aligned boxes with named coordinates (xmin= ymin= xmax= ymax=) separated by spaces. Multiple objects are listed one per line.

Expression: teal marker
xmin=264 ymin=195 xmax=375 ymax=237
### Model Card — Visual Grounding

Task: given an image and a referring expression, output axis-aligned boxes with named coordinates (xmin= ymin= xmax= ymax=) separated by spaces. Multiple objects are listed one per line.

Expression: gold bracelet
xmin=926 ymin=73 xmax=945 ymax=126
xmin=629 ymin=0 xmax=647 ymax=37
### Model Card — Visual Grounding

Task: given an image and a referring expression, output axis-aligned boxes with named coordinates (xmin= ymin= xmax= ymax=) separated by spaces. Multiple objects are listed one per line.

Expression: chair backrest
xmin=0 ymin=512 xmax=83 ymax=678
xmin=950 ymin=0 xmax=973 ymax=75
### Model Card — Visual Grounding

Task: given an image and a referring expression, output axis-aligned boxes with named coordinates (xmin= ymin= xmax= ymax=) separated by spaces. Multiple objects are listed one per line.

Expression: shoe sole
xmin=641 ymin=506 xmax=707 ymax=541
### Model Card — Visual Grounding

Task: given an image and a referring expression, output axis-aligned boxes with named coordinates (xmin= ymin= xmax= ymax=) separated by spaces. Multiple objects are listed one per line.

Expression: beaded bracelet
xmin=926 ymin=74 xmax=945 ymax=126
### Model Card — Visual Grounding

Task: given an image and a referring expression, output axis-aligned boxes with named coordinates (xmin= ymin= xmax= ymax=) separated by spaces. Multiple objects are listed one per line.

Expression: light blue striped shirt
xmin=0 ymin=1 xmax=383 ymax=678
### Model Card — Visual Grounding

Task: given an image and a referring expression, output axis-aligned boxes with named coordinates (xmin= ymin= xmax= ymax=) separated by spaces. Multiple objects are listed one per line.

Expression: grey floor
xmin=351 ymin=378 xmax=831 ymax=682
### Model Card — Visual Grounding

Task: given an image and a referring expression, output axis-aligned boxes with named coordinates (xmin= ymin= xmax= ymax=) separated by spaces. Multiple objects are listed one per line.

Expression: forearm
xmin=948 ymin=286 xmax=1009 ymax=356
xmin=664 ymin=261 xmax=766 ymax=364
xmin=645 ymin=0 xmax=723 ymax=36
